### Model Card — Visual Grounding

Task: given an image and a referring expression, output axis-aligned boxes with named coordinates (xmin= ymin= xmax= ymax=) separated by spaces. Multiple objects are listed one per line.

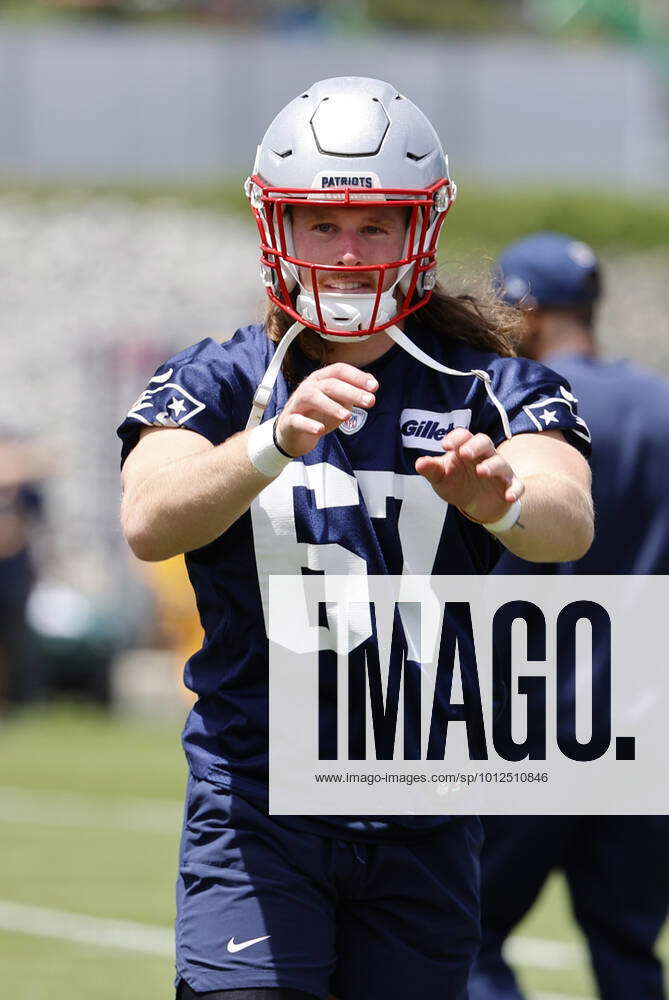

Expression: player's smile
xmin=291 ymin=204 xmax=407 ymax=294
xmin=319 ymin=274 xmax=375 ymax=292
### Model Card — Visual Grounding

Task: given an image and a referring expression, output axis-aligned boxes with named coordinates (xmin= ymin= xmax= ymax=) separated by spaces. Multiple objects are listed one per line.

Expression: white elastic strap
xmin=245 ymin=321 xmax=514 ymax=442
xmin=245 ymin=322 xmax=303 ymax=430
xmin=385 ymin=326 xmax=513 ymax=440
xmin=482 ymin=498 xmax=522 ymax=534
xmin=247 ymin=416 xmax=293 ymax=478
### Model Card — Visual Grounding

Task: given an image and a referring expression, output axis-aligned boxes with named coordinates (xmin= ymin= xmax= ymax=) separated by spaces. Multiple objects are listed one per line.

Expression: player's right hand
xmin=275 ymin=363 xmax=378 ymax=458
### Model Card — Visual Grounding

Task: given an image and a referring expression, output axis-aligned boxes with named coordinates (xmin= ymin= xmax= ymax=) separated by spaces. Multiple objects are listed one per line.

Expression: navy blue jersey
xmin=118 ymin=320 xmax=589 ymax=838
xmin=496 ymin=353 xmax=669 ymax=575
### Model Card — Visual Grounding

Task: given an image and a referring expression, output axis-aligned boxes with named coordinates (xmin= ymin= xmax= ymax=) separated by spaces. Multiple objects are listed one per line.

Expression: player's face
xmin=290 ymin=205 xmax=407 ymax=294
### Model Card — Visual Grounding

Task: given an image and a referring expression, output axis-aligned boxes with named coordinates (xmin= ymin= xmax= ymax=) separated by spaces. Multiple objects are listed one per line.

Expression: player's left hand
xmin=415 ymin=428 xmax=524 ymax=523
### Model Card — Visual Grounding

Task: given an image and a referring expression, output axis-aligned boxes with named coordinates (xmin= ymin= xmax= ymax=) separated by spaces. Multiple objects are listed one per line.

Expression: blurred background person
xmin=469 ymin=231 xmax=669 ymax=1000
xmin=0 ymin=433 xmax=50 ymax=708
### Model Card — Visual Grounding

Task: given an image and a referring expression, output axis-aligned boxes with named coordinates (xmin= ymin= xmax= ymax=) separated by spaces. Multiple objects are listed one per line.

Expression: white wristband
xmin=482 ymin=498 xmax=522 ymax=535
xmin=247 ymin=417 xmax=293 ymax=478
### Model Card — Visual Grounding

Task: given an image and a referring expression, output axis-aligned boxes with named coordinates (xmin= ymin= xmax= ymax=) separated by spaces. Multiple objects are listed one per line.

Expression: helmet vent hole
xmin=301 ymin=94 xmax=308 ymax=98
xmin=406 ymin=151 xmax=428 ymax=162
xmin=272 ymin=148 xmax=293 ymax=159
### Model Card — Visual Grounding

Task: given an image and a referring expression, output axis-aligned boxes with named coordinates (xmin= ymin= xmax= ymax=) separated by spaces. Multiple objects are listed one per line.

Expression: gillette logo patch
xmin=400 ymin=408 xmax=472 ymax=452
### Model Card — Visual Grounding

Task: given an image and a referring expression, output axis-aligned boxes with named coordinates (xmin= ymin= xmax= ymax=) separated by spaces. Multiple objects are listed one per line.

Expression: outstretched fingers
xmin=312 ymin=363 xmax=378 ymax=393
xmin=457 ymin=432 xmax=497 ymax=463
xmin=415 ymin=429 xmax=524 ymax=521
xmin=474 ymin=453 xmax=512 ymax=483
xmin=414 ymin=454 xmax=447 ymax=484
xmin=283 ymin=412 xmax=325 ymax=436
xmin=275 ymin=364 xmax=379 ymax=457
xmin=469 ymin=450 xmax=524 ymax=503
xmin=440 ymin=427 xmax=474 ymax=452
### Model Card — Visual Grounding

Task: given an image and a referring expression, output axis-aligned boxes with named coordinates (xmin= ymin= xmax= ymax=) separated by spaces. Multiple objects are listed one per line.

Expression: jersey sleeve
xmin=116 ymin=338 xmax=237 ymax=467
xmin=480 ymin=357 xmax=592 ymax=456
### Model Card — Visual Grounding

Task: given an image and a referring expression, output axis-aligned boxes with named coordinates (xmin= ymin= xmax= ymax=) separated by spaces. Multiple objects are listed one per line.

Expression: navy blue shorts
xmin=176 ymin=775 xmax=482 ymax=1000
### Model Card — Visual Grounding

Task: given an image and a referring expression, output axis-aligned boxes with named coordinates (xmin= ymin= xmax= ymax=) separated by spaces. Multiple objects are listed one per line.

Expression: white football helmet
xmin=244 ymin=78 xmax=512 ymax=445
xmin=244 ymin=76 xmax=456 ymax=340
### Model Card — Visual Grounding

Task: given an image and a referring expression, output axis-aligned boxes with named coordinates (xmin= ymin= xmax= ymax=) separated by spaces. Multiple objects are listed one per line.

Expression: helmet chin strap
xmin=247 ymin=322 xmax=512 ymax=442
xmin=246 ymin=321 xmax=303 ymax=430
xmin=385 ymin=326 xmax=512 ymax=440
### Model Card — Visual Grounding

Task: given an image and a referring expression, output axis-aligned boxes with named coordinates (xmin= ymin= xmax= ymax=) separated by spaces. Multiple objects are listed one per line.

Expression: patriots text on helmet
xmin=320 ymin=176 xmax=374 ymax=188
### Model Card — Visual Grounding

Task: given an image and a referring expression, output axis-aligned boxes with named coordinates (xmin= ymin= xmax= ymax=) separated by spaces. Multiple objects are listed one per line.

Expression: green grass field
xmin=0 ymin=705 xmax=666 ymax=999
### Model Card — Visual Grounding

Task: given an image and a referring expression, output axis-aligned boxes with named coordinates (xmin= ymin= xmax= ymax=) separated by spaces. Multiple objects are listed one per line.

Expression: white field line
xmin=0 ymin=900 xmax=173 ymax=956
xmin=533 ymin=994 xmax=596 ymax=1000
xmin=0 ymin=898 xmax=588 ymax=981
xmin=506 ymin=934 xmax=584 ymax=970
xmin=0 ymin=788 xmax=591 ymax=987
xmin=0 ymin=786 xmax=181 ymax=833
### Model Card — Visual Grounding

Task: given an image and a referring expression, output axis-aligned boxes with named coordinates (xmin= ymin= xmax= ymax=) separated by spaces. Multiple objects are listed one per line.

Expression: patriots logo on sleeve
xmin=127 ymin=368 xmax=206 ymax=427
xmin=523 ymin=386 xmax=591 ymax=443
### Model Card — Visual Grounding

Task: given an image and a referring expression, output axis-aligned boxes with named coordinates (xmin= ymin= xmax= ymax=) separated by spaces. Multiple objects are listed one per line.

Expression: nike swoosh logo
xmin=227 ymin=934 xmax=271 ymax=954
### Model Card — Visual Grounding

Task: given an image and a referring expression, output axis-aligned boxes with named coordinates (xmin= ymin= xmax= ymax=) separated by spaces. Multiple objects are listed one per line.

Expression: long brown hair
xmin=264 ymin=281 xmax=520 ymax=385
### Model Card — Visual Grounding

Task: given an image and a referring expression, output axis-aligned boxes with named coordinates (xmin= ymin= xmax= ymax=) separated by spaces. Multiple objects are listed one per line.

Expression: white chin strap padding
xmin=386 ymin=325 xmax=512 ymax=441
xmin=296 ymin=289 xmax=397 ymax=334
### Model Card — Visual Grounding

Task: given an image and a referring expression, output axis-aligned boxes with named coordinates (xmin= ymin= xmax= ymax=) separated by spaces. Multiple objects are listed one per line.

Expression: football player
xmin=470 ymin=232 xmax=669 ymax=1000
xmin=118 ymin=80 xmax=594 ymax=1000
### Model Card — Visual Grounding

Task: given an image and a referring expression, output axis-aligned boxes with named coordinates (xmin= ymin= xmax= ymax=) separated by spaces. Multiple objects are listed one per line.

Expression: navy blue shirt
xmin=118 ymin=322 xmax=589 ymax=838
xmin=497 ymin=353 xmax=669 ymax=575
xmin=495 ymin=352 xmax=669 ymax=747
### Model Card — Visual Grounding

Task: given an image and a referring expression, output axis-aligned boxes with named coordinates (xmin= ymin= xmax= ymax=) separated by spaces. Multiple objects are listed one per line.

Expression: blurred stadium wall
xmin=0 ymin=27 xmax=667 ymax=189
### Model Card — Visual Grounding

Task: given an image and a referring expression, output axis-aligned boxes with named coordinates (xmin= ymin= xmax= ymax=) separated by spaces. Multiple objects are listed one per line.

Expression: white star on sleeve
xmin=168 ymin=397 xmax=187 ymax=417
xmin=539 ymin=408 xmax=559 ymax=425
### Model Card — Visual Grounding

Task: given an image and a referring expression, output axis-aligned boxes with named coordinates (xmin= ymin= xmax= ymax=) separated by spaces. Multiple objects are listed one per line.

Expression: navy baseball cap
xmin=495 ymin=231 xmax=601 ymax=309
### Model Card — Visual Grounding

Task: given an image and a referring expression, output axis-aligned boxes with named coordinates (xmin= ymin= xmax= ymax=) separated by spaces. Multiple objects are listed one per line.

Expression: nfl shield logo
xmin=339 ymin=407 xmax=368 ymax=435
